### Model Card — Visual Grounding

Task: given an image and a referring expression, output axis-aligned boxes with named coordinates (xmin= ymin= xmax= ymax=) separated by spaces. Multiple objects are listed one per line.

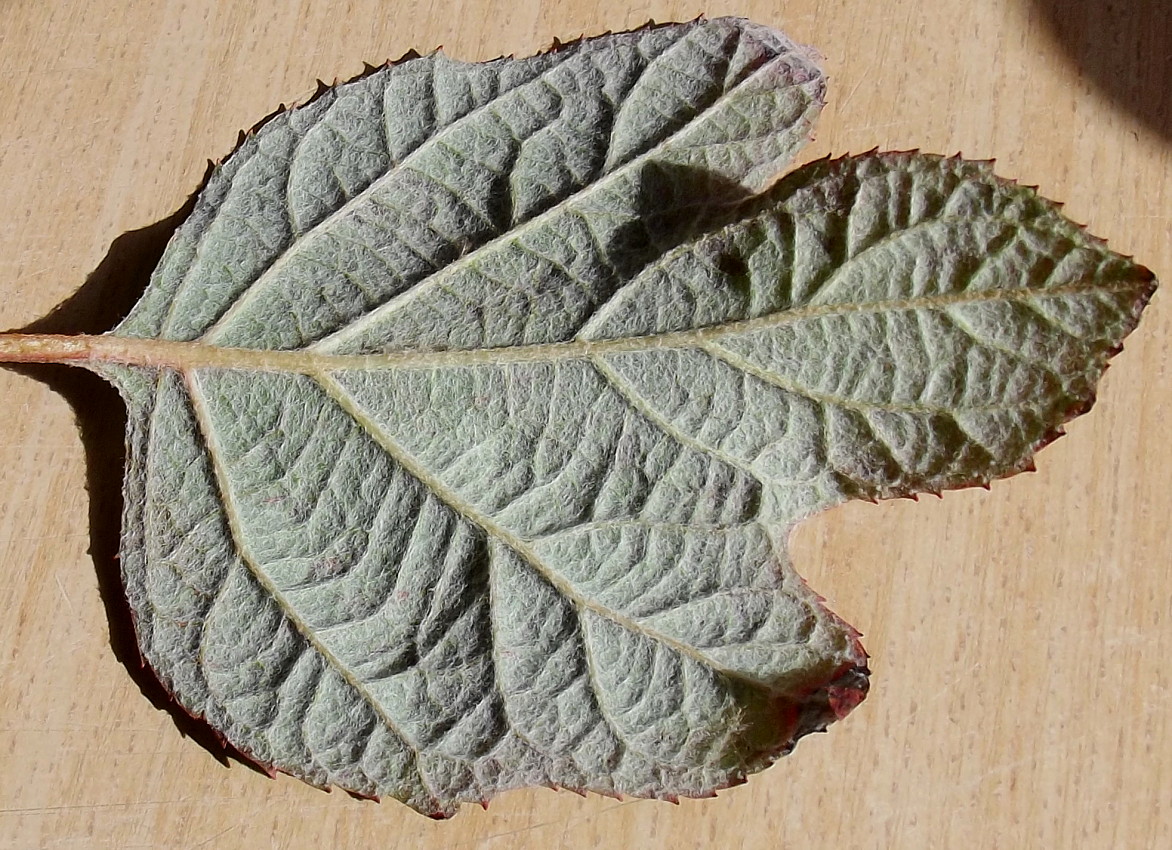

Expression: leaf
xmin=0 ymin=17 xmax=1156 ymax=816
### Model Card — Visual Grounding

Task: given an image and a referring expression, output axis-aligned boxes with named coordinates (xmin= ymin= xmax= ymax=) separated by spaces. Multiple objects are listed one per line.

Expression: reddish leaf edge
xmin=126 ymin=552 xmax=871 ymax=815
xmin=3 ymin=20 xmax=1156 ymax=818
xmin=221 ymin=16 xmax=726 ymax=172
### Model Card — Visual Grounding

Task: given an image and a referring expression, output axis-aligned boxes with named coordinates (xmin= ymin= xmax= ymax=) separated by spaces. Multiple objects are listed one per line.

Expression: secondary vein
xmin=312 ymin=369 xmax=782 ymax=693
xmin=183 ymin=369 xmax=442 ymax=804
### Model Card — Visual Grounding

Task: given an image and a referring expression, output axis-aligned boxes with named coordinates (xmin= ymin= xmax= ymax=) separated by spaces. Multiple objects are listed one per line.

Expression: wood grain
xmin=1 ymin=1 xmax=1168 ymax=847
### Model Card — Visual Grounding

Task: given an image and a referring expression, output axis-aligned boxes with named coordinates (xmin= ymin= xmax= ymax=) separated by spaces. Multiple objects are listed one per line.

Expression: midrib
xmin=0 ymin=278 xmax=1140 ymax=373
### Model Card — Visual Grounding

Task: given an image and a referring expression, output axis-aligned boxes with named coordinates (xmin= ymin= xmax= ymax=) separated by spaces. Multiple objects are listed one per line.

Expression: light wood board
xmin=0 ymin=1 xmax=1168 ymax=847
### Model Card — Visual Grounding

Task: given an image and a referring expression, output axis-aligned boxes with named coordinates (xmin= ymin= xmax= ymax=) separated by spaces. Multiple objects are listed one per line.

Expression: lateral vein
xmin=312 ymin=369 xmax=781 ymax=693
xmin=182 ymin=369 xmax=441 ymax=803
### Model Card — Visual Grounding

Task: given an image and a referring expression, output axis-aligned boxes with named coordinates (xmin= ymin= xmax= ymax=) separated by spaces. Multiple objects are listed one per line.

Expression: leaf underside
xmin=73 ymin=17 xmax=1154 ymax=815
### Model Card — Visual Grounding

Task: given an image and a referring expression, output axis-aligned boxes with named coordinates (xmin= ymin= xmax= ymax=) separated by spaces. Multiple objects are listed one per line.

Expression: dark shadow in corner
xmin=1 ymin=171 xmax=263 ymax=775
xmin=1029 ymin=0 xmax=1172 ymax=142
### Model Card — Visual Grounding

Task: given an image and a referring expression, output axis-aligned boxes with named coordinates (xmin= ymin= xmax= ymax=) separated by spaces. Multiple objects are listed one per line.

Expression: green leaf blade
xmin=40 ymin=20 xmax=1148 ymax=817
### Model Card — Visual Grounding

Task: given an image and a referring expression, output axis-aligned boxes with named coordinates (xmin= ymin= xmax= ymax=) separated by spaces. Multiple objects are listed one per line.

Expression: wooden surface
xmin=1 ymin=1 xmax=1169 ymax=847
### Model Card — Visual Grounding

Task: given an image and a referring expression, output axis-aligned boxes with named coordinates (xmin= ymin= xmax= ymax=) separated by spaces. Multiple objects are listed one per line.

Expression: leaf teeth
xmin=42 ymin=14 xmax=1151 ymax=817
xmin=390 ymin=48 xmax=421 ymax=66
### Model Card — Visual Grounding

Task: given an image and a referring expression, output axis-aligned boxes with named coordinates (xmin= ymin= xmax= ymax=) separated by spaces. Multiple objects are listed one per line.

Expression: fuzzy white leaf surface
xmin=87 ymin=17 xmax=1155 ymax=815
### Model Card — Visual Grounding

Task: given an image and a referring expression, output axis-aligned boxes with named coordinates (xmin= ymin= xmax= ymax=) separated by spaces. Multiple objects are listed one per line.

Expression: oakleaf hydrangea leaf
xmin=0 ymin=17 xmax=1156 ymax=816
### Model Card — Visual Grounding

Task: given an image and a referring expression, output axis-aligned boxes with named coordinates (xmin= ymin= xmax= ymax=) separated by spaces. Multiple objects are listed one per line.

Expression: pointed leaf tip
xmin=0 ymin=15 xmax=1154 ymax=817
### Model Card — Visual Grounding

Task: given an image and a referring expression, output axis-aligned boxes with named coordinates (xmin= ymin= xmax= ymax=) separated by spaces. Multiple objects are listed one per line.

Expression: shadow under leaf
xmin=1 ymin=175 xmax=265 ymax=774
